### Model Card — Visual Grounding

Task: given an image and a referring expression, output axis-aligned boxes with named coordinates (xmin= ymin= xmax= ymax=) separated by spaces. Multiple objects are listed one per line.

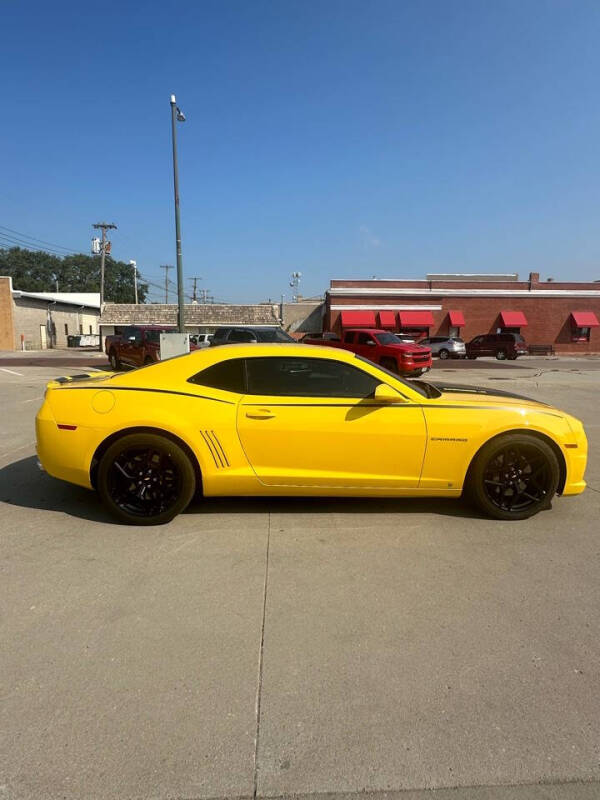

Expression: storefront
xmin=325 ymin=273 xmax=600 ymax=353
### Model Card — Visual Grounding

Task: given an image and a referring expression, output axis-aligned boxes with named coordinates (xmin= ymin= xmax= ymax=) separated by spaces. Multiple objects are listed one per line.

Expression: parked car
xmin=466 ymin=333 xmax=529 ymax=360
xmin=300 ymin=331 xmax=341 ymax=342
xmin=210 ymin=326 xmax=295 ymax=345
xmin=189 ymin=333 xmax=212 ymax=348
xmin=36 ymin=343 xmax=588 ymax=525
xmin=421 ymin=336 xmax=466 ymax=359
xmin=303 ymin=328 xmax=432 ymax=376
xmin=105 ymin=326 xmax=174 ymax=370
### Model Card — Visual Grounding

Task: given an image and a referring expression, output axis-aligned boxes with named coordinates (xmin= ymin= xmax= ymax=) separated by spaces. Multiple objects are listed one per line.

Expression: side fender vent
xmin=200 ymin=430 xmax=230 ymax=468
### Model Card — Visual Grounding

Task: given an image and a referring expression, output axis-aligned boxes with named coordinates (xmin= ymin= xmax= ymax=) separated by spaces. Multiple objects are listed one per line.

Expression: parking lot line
xmin=0 ymin=367 xmax=24 ymax=376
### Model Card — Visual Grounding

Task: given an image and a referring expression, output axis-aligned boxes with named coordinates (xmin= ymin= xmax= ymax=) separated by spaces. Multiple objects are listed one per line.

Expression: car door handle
xmin=245 ymin=409 xmax=275 ymax=419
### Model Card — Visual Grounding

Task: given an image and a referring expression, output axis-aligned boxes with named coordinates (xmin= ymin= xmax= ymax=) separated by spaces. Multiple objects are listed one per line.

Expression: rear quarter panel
xmin=42 ymin=385 xmax=249 ymax=493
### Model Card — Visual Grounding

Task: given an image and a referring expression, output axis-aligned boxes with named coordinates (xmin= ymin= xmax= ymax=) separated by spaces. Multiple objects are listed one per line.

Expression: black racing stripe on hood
xmin=427 ymin=382 xmax=548 ymax=405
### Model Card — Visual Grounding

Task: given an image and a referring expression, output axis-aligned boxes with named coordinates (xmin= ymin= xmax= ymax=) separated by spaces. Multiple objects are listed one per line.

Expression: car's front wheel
xmin=467 ymin=434 xmax=559 ymax=520
xmin=97 ymin=433 xmax=196 ymax=525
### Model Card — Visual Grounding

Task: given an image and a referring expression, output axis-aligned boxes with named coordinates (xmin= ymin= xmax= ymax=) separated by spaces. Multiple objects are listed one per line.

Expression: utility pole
xmin=129 ymin=260 xmax=138 ymax=304
xmin=289 ymin=271 xmax=302 ymax=302
xmin=190 ymin=276 xmax=202 ymax=303
xmin=170 ymin=94 xmax=186 ymax=332
xmin=199 ymin=288 xmax=213 ymax=304
xmin=93 ymin=222 xmax=117 ymax=307
xmin=160 ymin=265 xmax=174 ymax=303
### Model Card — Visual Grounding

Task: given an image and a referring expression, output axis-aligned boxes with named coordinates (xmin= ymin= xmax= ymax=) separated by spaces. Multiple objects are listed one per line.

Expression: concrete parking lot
xmin=1 ymin=353 xmax=599 ymax=800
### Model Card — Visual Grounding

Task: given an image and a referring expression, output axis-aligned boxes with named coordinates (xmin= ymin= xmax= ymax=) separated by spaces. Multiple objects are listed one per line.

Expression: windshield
xmin=376 ymin=332 xmax=402 ymax=345
xmin=258 ymin=328 xmax=295 ymax=342
xmin=145 ymin=329 xmax=172 ymax=343
xmin=354 ymin=355 xmax=441 ymax=398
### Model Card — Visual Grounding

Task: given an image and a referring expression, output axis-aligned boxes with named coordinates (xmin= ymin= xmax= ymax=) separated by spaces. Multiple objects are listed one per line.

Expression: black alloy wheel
xmin=496 ymin=349 xmax=507 ymax=360
xmin=97 ymin=433 xmax=196 ymax=525
xmin=438 ymin=348 xmax=450 ymax=360
xmin=380 ymin=357 xmax=398 ymax=373
xmin=468 ymin=434 xmax=559 ymax=520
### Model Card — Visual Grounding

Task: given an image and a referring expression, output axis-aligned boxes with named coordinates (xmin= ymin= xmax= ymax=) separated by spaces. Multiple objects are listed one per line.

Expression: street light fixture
xmin=170 ymin=94 xmax=186 ymax=333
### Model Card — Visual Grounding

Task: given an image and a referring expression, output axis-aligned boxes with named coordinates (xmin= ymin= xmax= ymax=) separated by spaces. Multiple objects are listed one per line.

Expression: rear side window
xmin=228 ymin=329 xmax=257 ymax=343
xmin=343 ymin=332 xmax=355 ymax=344
xmin=189 ymin=358 xmax=245 ymax=393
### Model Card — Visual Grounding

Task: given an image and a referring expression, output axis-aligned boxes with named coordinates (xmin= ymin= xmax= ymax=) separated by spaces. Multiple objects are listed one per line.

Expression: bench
xmin=528 ymin=344 xmax=555 ymax=355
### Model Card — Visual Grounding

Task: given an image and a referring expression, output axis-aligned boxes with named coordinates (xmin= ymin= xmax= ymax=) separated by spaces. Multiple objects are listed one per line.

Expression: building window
xmin=572 ymin=326 xmax=591 ymax=342
xmin=89 ymin=325 xmax=93 ymax=334
xmin=79 ymin=324 xmax=83 ymax=334
xmin=448 ymin=326 xmax=460 ymax=338
xmin=64 ymin=324 xmax=68 ymax=335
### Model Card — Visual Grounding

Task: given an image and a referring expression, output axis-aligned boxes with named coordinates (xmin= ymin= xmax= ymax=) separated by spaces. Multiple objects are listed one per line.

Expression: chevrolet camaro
xmin=35 ymin=343 xmax=587 ymax=525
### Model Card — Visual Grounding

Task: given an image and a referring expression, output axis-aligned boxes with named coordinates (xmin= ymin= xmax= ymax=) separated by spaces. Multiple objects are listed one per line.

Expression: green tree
xmin=0 ymin=247 xmax=149 ymax=303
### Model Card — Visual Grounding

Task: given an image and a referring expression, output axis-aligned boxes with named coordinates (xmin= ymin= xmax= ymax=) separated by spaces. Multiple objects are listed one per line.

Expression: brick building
xmin=325 ymin=273 xmax=600 ymax=353
xmin=0 ymin=276 xmax=100 ymax=351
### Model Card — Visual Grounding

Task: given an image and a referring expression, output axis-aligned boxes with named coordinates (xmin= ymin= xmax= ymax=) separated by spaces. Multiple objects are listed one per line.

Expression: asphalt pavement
xmin=1 ymin=353 xmax=599 ymax=800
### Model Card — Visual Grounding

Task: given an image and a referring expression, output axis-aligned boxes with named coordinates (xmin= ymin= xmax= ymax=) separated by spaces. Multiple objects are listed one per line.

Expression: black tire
xmin=467 ymin=355 xmax=477 ymax=360
xmin=109 ymin=349 xmax=121 ymax=371
xmin=438 ymin=348 xmax=449 ymax=360
xmin=380 ymin=357 xmax=398 ymax=373
xmin=97 ymin=433 xmax=196 ymax=525
xmin=496 ymin=350 xmax=507 ymax=360
xmin=508 ymin=353 xmax=518 ymax=360
xmin=466 ymin=434 xmax=559 ymax=521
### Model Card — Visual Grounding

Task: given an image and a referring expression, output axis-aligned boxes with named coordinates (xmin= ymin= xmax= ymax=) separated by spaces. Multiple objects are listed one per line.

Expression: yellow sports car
xmin=36 ymin=343 xmax=587 ymax=525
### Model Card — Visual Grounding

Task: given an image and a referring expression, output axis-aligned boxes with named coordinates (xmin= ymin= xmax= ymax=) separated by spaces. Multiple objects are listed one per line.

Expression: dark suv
xmin=466 ymin=333 xmax=528 ymax=360
xmin=210 ymin=326 xmax=295 ymax=345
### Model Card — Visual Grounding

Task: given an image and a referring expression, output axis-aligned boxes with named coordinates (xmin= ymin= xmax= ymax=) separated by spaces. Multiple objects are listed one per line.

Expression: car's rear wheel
xmin=109 ymin=350 xmax=121 ymax=370
xmin=380 ymin=357 xmax=397 ymax=373
xmin=438 ymin=348 xmax=449 ymax=360
xmin=97 ymin=433 xmax=196 ymax=525
xmin=467 ymin=354 xmax=477 ymax=359
xmin=496 ymin=350 xmax=507 ymax=360
xmin=467 ymin=434 xmax=559 ymax=520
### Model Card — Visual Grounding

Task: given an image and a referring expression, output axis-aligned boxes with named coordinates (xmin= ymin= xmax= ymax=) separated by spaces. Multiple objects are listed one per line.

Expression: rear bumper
xmin=36 ymin=402 xmax=94 ymax=489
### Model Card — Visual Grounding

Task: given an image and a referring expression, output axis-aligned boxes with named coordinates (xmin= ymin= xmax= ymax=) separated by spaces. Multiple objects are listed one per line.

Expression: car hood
xmin=427 ymin=381 xmax=554 ymax=410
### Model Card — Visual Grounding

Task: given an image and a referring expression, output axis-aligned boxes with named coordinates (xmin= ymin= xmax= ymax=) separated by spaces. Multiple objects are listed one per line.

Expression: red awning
xmin=398 ymin=310 xmax=434 ymax=328
xmin=571 ymin=311 xmax=599 ymax=328
xmin=499 ymin=310 xmax=528 ymax=328
xmin=378 ymin=310 xmax=397 ymax=328
xmin=340 ymin=310 xmax=376 ymax=327
xmin=448 ymin=310 xmax=465 ymax=327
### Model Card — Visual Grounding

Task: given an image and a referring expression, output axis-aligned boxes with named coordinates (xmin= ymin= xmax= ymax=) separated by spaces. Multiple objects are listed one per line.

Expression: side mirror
xmin=374 ymin=383 xmax=406 ymax=403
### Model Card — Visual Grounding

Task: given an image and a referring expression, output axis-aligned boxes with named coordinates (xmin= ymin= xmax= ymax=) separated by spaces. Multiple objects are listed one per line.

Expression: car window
xmin=374 ymin=332 xmax=398 ymax=345
xmin=255 ymin=328 xmax=295 ymax=342
xmin=145 ymin=329 xmax=169 ymax=344
xmin=189 ymin=358 xmax=246 ymax=393
xmin=228 ymin=329 xmax=257 ymax=343
xmin=343 ymin=331 xmax=355 ymax=344
xmin=211 ymin=328 xmax=228 ymax=342
xmin=357 ymin=332 xmax=376 ymax=345
xmin=245 ymin=356 xmax=379 ymax=398
xmin=471 ymin=336 xmax=484 ymax=345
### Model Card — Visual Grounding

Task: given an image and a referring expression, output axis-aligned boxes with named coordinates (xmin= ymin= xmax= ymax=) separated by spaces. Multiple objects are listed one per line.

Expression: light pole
xmin=129 ymin=260 xmax=138 ymax=304
xmin=170 ymin=94 xmax=186 ymax=333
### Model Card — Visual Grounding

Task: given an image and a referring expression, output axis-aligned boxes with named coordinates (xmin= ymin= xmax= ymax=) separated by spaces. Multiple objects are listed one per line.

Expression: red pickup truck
xmin=105 ymin=325 xmax=184 ymax=370
xmin=303 ymin=328 xmax=432 ymax=376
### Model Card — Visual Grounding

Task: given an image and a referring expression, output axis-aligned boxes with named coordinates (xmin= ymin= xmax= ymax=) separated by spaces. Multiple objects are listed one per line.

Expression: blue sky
xmin=2 ymin=0 xmax=600 ymax=302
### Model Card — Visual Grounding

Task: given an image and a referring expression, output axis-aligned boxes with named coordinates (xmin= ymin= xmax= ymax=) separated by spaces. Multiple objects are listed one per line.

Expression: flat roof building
xmin=326 ymin=272 xmax=600 ymax=353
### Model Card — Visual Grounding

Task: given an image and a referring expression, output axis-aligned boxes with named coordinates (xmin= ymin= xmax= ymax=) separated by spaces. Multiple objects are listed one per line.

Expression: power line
xmin=0 ymin=224 xmax=79 ymax=254
xmin=0 ymin=232 xmax=77 ymax=258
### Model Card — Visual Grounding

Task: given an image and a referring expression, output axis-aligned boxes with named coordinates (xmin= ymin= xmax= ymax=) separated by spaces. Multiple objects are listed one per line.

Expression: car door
xmin=236 ymin=355 xmax=427 ymax=488
xmin=354 ymin=331 xmax=378 ymax=360
xmin=120 ymin=326 xmax=139 ymax=365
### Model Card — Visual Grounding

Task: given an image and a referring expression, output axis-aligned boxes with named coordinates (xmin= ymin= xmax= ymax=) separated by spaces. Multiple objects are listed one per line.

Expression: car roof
xmin=344 ymin=328 xmax=386 ymax=334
